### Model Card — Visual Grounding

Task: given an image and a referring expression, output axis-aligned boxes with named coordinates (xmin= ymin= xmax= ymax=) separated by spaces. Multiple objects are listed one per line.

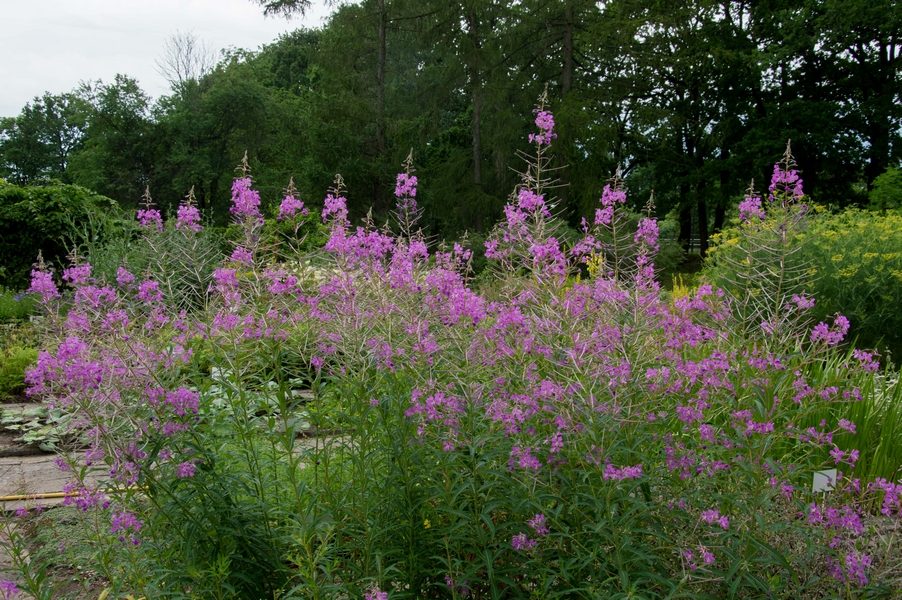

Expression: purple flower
xmin=110 ymin=510 xmax=142 ymax=545
xmin=116 ymin=267 xmax=136 ymax=287
xmin=0 ymin=579 xmax=19 ymax=599
xmin=364 ymin=588 xmax=388 ymax=600
xmin=509 ymin=445 xmax=542 ymax=470
xmin=176 ymin=461 xmax=197 ymax=478
xmin=768 ymin=162 xmax=804 ymax=203
xmin=166 ymin=387 xmax=200 ymax=416
xmin=810 ymin=314 xmax=850 ymax=346
xmin=634 ymin=217 xmax=660 ymax=252
xmin=278 ymin=194 xmax=308 ymax=221
xmin=230 ymin=177 xmax=262 ymax=220
xmin=594 ymin=184 xmax=627 ymax=226
xmin=62 ymin=263 xmax=92 ymax=286
xmin=528 ymin=109 xmax=557 ymax=145
xmin=790 ymin=293 xmax=815 ymax=310
xmin=738 ymin=195 xmax=765 ymax=222
xmin=511 ymin=532 xmax=537 ymax=551
xmin=321 ymin=193 xmax=348 ymax=224
xmin=137 ymin=208 xmax=163 ymax=231
xmin=214 ymin=268 xmax=239 ymax=289
xmin=137 ymin=279 xmax=162 ymax=304
xmin=517 ymin=188 xmax=546 ymax=213
xmin=840 ymin=552 xmax=872 ymax=587
xmin=28 ymin=268 xmax=59 ymax=301
xmin=837 ymin=418 xmax=857 ymax=434
xmin=394 ymin=172 xmax=418 ymax=204
xmin=852 ymin=349 xmax=879 ymax=372
xmin=176 ymin=203 xmax=202 ymax=232
xmin=527 ymin=513 xmax=549 ymax=536
xmin=230 ymin=246 xmax=253 ymax=265
xmin=700 ymin=509 xmax=730 ymax=530
xmin=603 ymin=463 xmax=643 ymax=481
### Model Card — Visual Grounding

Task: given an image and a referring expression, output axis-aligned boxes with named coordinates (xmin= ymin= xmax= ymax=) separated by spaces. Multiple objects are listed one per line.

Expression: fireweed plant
xmin=8 ymin=100 xmax=901 ymax=599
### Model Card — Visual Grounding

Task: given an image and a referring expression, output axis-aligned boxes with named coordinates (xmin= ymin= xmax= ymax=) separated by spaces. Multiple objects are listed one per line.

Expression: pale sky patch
xmin=0 ymin=0 xmax=332 ymax=117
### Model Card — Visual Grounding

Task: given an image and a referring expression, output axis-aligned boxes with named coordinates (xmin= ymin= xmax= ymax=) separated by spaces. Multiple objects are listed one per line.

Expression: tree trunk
xmin=678 ymin=196 xmax=692 ymax=252
xmin=562 ymin=1 xmax=574 ymax=95
xmin=375 ymin=0 xmax=388 ymax=211
xmin=466 ymin=9 xmax=482 ymax=187
xmin=696 ymin=185 xmax=709 ymax=257
xmin=376 ymin=0 xmax=387 ymax=159
xmin=715 ymin=148 xmax=730 ymax=232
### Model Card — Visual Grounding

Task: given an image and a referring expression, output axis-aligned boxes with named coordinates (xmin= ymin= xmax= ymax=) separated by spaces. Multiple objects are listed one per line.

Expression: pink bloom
xmin=517 ymin=188 xmax=546 ymax=213
xmin=230 ymin=177 xmax=262 ymax=220
xmin=29 ymin=268 xmax=59 ymax=301
xmin=634 ymin=217 xmax=660 ymax=252
xmin=394 ymin=173 xmax=418 ymax=213
xmin=176 ymin=462 xmax=197 ymax=478
xmin=528 ymin=109 xmax=557 ymax=145
xmin=603 ymin=463 xmax=643 ymax=481
xmin=0 ymin=579 xmax=20 ymax=599
xmin=137 ymin=279 xmax=162 ymax=303
xmin=321 ymin=193 xmax=348 ymax=224
xmin=768 ymin=162 xmax=804 ymax=203
xmin=738 ymin=195 xmax=765 ymax=222
xmin=62 ymin=263 xmax=92 ymax=286
xmin=137 ymin=208 xmax=163 ymax=231
xmin=278 ymin=194 xmax=307 ymax=220
xmin=116 ymin=267 xmax=135 ymax=287
xmin=176 ymin=203 xmax=202 ymax=232
xmin=511 ymin=532 xmax=537 ymax=551
xmin=230 ymin=246 xmax=253 ymax=265
xmin=527 ymin=513 xmax=549 ymax=536
xmin=810 ymin=314 xmax=850 ymax=346
xmin=701 ymin=509 xmax=730 ymax=530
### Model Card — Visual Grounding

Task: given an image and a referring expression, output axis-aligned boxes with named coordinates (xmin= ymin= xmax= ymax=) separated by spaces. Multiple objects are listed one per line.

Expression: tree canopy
xmin=1 ymin=0 xmax=898 ymax=252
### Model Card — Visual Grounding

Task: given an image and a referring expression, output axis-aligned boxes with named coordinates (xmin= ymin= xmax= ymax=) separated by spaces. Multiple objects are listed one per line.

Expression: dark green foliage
xmin=0 ymin=290 xmax=37 ymax=322
xmin=0 ymin=0 xmax=898 ymax=258
xmin=0 ymin=345 xmax=38 ymax=401
xmin=0 ymin=180 xmax=126 ymax=288
xmin=869 ymin=168 xmax=902 ymax=211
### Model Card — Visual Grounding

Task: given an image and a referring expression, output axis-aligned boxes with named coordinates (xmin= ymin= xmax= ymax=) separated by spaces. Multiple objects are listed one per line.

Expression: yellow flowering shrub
xmin=705 ymin=208 xmax=902 ymax=359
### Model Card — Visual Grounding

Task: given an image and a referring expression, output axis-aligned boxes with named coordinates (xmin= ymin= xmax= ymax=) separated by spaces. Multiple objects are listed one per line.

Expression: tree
xmin=0 ymin=92 xmax=88 ymax=184
xmin=67 ymin=75 xmax=154 ymax=205
xmin=156 ymin=31 xmax=216 ymax=92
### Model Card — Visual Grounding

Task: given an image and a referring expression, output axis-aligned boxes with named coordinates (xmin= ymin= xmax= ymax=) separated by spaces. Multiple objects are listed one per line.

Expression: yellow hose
xmin=0 ymin=490 xmax=75 ymax=502
xmin=0 ymin=486 xmax=138 ymax=503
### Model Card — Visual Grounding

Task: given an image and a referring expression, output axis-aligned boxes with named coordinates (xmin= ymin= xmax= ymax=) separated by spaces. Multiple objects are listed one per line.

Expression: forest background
xmin=1 ymin=0 xmax=899 ymax=261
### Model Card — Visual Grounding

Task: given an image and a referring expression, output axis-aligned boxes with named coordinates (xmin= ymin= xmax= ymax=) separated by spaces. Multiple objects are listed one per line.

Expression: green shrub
xmin=0 ymin=345 xmax=38 ymax=401
xmin=0 ymin=290 xmax=37 ymax=322
xmin=869 ymin=167 xmax=902 ymax=211
xmin=706 ymin=207 xmax=902 ymax=359
xmin=801 ymin=209 xmax=902 ymax=359
xmin=0 ymin=180 xmax=128 ymax=289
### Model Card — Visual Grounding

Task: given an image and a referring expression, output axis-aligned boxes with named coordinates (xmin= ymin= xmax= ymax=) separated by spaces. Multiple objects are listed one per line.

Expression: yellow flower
xmin=423 ymin=519 xmax=431 ymax=529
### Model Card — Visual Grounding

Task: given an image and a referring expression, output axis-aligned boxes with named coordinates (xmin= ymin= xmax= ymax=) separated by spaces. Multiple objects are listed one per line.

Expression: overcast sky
xmin=0 ymin=0 xmax=333 ymax=117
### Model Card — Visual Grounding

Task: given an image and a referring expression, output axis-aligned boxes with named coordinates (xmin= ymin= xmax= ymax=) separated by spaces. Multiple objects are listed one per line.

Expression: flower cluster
xmin=738 ymin=194 xmax=765 ymax=222
xmin=528 ymin=110 xmax=557 ymax=146
xmin=230 ymin=177 xmax=263 ymax=221
xmin=176 ymin=202 xmax=202 ymax=233
xmin=278 ymin=193 xmax=308 ymax=221
xmin=137 ymin=207 xmax=163 ymax=231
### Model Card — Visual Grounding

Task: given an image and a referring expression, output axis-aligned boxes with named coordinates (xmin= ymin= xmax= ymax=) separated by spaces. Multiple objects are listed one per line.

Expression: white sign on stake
xmin=812 ymin=469 xmax=837 ymax=493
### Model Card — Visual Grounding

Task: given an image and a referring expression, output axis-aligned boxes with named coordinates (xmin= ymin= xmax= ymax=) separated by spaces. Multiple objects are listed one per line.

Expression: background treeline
xmin=1 ymin=0 xmax=900 ymax=254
